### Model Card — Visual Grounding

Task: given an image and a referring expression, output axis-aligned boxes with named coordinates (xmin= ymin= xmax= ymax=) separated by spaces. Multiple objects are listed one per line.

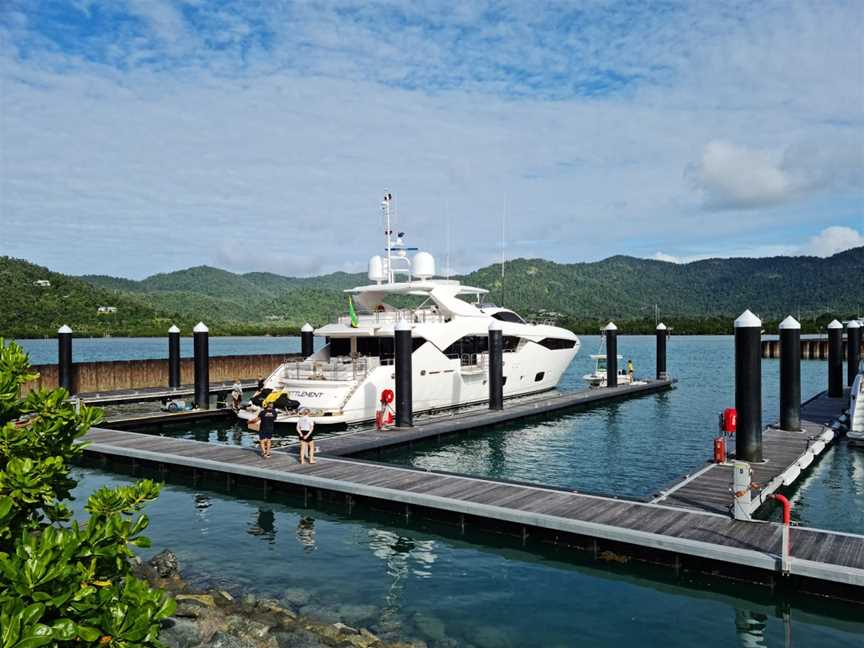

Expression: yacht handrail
xmin=336 ymin=307 xmax=447 ymax=326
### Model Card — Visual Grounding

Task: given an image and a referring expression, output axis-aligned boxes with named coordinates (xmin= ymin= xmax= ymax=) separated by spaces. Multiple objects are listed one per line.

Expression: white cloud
xmin=805 ymin=226 xmax=864 ymax=257
xmin=690 ymin=140 xmax=790 ymax=209
xmin=0 ymin=2 xmax=862 ymax=277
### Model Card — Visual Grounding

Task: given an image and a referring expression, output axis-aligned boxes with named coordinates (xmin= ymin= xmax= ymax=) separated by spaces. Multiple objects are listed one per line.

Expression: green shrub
xmin=0 ymin=339 xmax=175 ymax=646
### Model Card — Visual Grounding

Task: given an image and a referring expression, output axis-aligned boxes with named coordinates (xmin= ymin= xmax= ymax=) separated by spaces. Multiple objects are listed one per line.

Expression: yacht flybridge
xmin=238 ymin=192 xmax=581 ymax=428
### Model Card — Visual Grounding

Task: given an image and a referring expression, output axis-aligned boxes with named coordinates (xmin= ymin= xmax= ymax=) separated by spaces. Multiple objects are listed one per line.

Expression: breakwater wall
xmin=761 ymin=337 xmax=863 ymax=360
xmin=23 ymin=353 xmax=301 ymax=395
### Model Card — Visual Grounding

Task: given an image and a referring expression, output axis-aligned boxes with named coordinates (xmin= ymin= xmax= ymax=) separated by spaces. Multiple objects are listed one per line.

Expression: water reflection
xmin=247 ymin=508 xmax=276 ymax=543
xmin=735 ymin=609 xmax=768 ymax=647
xmin=295 ymin=516 xmax=316 ymax=552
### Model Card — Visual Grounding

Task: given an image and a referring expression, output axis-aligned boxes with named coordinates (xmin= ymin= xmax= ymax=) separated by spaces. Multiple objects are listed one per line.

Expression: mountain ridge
xmin=2 ymin=248 xmax=861 ymax=338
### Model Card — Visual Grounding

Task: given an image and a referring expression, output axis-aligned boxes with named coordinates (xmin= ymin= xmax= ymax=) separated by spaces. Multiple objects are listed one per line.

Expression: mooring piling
xmin=848 ymin=320 xmax=861 ymax=386
xmin=168 ymin=325 xmax=181 ymax=389
xmin=779 ymin=316 xmax=801 ymax=431
xmin=193 ymin=322 xmax=210 ymax=409
xmin=605 ymin=322 xmax=618 ymax=388
xmin=301 ymin=323 xmax=314 ymax=358
xmin=656 ymin=323 xmax=667 ymax=380
xmin=827 ymin=320 xmax=843 ymax=398
xmin=488 ymin=320 xmax=504 ymax=410
xmin=57 ymin=324 xmax=73 ymax=393
xmin=735 ymin=310 xmax=762 ymax=462
xmin=395 ymin=319 xmax=413 ymax=427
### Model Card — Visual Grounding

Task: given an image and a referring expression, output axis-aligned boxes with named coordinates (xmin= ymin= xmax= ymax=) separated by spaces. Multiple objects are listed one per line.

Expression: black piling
xmin=735 ymin=310 xmax=763 ymax=462
xmin=193 ymin=322 xmax=210 ymax=409
xmin=488 ymin=321 xmax=504 ymax=410
xmin=779 ymin=316 xmax=801 ymax=432
xmin=168 ymin=325 xmax=181 ymax=389
xmin=395 ymin=320 xmax=413 ymax=427
xmin=656 ymin=323 xmax=668 ymax=380
xmin=848 ymin=320 xmax=861 ymax=386
xmin=58 ymin=325 xmax=73 ymax=393
xmin=827 ymin=320 xmax=843 ymax=398
xmin=301 ymin=323 xmax=314 ymax=358
xmin=605 ymin=322 xmax=618 ymax=388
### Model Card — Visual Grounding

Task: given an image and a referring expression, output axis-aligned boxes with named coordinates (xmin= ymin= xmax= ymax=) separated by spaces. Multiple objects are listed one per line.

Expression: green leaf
xmin=50 ymin=619 xmax=76 ymax=641
xmin=75 ymin=625 xmax=101 ymax=642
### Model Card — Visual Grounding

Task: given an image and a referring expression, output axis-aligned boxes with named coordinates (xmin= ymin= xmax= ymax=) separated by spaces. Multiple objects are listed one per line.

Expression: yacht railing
xmin=274 ymin=356 xmax=382 ymax=382
xmin=336 ymin=308 xmax=447 ymax=327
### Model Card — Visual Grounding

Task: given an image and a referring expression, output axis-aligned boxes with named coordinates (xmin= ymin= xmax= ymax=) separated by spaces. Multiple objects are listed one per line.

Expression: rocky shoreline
xmin=140 ymin=550 xmax=430 ymax=648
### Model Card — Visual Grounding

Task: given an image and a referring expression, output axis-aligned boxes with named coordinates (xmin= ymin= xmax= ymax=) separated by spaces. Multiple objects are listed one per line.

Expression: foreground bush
xmin=0 ymin=339 xmax=175 ymax=646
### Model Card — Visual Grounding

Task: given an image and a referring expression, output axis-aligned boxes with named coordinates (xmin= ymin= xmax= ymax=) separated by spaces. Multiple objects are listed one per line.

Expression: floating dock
xmin=652 ymin=392 xmax=843 ymax=516
xmin=79 ymin=379 xmax=259 ymax=407
xmin=80 ymin=385 xmax=862 ymax=602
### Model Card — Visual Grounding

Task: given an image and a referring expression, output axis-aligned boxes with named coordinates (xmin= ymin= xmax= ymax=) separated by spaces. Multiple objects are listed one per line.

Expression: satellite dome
xmin=412 ymin=252 xmax=435 ymax=279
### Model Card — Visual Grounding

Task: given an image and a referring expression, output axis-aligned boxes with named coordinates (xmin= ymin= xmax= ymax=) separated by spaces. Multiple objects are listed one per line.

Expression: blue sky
xmin=1 ymin=0 xmax=862 ymax=277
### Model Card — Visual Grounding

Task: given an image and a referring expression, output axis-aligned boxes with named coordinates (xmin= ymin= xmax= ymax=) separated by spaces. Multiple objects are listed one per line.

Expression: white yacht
xmin=238 ymin=192 xmax=581 ymax=428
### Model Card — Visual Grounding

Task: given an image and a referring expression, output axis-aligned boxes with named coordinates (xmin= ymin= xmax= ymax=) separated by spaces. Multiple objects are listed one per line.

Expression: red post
xmin=770 ymin=494 xmax=792 ymax=574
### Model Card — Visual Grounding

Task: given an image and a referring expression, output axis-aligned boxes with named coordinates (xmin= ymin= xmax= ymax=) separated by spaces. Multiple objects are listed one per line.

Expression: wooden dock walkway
xmin=652 ymin=392 xmax=847 ymax=516
xmin=312 ymin=379 xmax=674 ymax=457
xmin=81 ymin=410 xmax=864 ymax=599
xmin=78 ymin=379 xmax=259 ymax=406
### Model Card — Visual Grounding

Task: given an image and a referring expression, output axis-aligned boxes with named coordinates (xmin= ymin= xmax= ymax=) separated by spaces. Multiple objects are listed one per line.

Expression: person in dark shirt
xmin=252 ymin=403 xmax=277 ymax=458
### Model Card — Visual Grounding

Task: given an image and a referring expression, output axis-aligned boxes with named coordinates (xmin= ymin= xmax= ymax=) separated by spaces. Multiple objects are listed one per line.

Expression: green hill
xmin=2 ymin=248 xmax=862 ymax=338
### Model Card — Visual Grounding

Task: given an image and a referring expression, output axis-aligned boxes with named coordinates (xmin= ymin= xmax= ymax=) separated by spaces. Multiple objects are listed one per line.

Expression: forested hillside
xmin=2 ymin=247 xmax=861 ymax=338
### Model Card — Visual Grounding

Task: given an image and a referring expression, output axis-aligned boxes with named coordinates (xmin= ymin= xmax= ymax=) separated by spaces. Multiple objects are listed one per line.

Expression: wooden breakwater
xmin=22 ymin=353 xmax=301 ymax=395
xmin=762 ymin=337 xmax=863 ymax=359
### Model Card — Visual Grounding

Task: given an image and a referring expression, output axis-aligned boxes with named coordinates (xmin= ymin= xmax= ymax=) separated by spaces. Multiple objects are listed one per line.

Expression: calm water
xmin=71 ymin=468 xmax=864 ymax=647
xmin=13 ymin=335 xmax=309 ymax=364
xmin=52 ymin=335 xmax=863 ymax=644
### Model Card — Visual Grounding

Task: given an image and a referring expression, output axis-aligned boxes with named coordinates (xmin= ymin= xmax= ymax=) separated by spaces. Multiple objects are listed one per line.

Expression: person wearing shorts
xmin=297 ymin=410 xmax=315 ymax=464
xmin=253 ymin=403 xmax=277 ymax=458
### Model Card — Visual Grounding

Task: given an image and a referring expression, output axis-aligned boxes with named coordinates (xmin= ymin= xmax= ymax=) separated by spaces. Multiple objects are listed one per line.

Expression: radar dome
xmin=368 ymin=255 xmax=385 ymax=282
xmin=412 ymin=252 xmax=436 ymax=279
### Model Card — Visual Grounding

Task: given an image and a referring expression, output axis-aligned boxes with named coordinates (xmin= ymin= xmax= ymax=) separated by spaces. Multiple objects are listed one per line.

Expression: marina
xmin=79 ymin=379 xmax=861 ymax=603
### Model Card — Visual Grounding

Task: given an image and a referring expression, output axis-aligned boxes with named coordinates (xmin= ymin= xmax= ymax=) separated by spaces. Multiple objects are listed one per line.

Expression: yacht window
xmin=535 ymin=371 xmax=545 ymax=382
xmin=443 ymin=335 xmax=521 ymax=357
xmin=329 ymin=336 xmax=425 ymax=359
xmin=537 ymin=338 xmax=577 ymax=350
xmin=491 ymin=310 xmax=526 ymax=324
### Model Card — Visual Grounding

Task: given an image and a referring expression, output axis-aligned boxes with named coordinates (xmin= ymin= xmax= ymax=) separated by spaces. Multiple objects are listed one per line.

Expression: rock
xmin=241 ymin=593 xmax=258 ymax=609
xmin=280 ymin=588 xmax=312 ymax=608
xmin=333 ymin=622 xmax=359 ymax=635
xmin=412 ymin=613 xmax=447 ymax=642
xmin=149 ymin=550 xmax=180 ymax=578
xmin=160 ymin=618 xmax=202 ymax=648
xmin=174 ymin=602 xmax=206 ymax=619
xmin=209 ymin=632 xmax=259 ymax=648
xmin=298 ymin=604 xmax=340 ymax=625
xmin=273 ymin=629 xmax=329 ymax=648
xmin=257 ymin=598 xmax=287 ymax=613
xmin=216 ymin=590 xmax=235 ymax=603
xmin=345 ymin=629 xmax=382 ymax=648
xmin=175 ymin=594 xmax=216 ymax=608
xmin=337 ymin=604 xmax=378 ymax=626
xmin=225 ymin=615 xmax=273 ymax=640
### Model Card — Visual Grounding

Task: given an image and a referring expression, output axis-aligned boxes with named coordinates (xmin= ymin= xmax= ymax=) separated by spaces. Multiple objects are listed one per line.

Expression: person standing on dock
xmin=626 ymin=359 xmax=634 ymax=384
xmin=252 ymin=402 xmax=277 ymax=458
xmin=297 ymin=409 xmax=316 ymax=464
xmin=231 ymin=378 xmax=243 ymax=412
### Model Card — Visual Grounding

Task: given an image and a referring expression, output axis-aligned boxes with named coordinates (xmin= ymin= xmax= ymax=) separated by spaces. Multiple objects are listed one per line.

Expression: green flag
xmin=348 ymin=296 xmax=359 ymax=328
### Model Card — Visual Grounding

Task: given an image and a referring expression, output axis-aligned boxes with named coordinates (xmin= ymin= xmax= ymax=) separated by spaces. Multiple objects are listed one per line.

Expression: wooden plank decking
xmin=652 ymin=392 xmax=847 ymax=515
xmin=81 ymin=424 xmax=864 ymax=593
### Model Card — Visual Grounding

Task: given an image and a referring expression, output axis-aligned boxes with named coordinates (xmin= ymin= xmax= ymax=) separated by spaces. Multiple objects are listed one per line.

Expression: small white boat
xmin=583 ymin=354 xmax=625 ymax=388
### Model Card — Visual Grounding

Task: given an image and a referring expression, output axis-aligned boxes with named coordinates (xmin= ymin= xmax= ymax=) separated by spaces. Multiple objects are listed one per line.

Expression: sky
xmin=1 ymin=0 xmax=862 ymax=278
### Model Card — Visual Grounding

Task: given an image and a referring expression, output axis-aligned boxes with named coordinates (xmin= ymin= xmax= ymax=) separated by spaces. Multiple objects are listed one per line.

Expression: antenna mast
xmin=382 ymin=191 xmax=394 ymax=284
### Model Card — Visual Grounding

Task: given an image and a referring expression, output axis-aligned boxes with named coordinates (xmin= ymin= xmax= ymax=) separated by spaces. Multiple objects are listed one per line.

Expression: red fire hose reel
xmin=713 ymin=407 xmax=737 ymax=463
xmin=376 ymin=389 xmax=395 ymax=429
